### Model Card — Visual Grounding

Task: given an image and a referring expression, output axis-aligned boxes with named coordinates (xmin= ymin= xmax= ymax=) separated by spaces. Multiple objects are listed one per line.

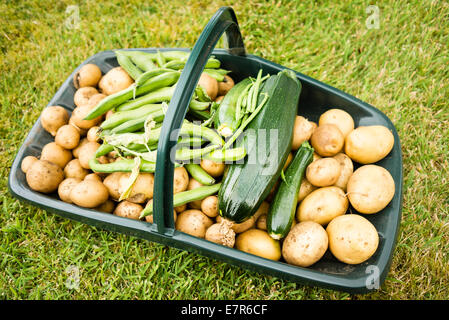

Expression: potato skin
xmin=347 ymin=165 xmax=395 ymax=214
xmin=173 ymin=167 xmax=189 ymax=194
xmin=297 ymin=178 xmax=317 ymax=202
xmin=73 ymin=64 xmax=102 ymax=89
xmin=55 ymin=124 xmax=80 ymax=150
xmin=118 ymin=173 xmax=154 ymax=204
xmin=114 ymin=201 xmax=143 ymax=220
xmin=21 ymin=155 xmax=38 ymax=173
xmin=40 ymin=106 xmax=69 ymax=136
xmin=310 ymin=124 xmax=344 ymax=157
xmin=78 ymin=141 xmax=100 ymax=169
xmin=99 ymin=67 xmax=133 ymax=95
xmin=58 ymin=178 xmax=82 ymax=203
xmin=344 ymin=125 xmax=394 ymax=164
xmin=26 ymin=160 xmax=64 ymax=193
xmin=291 ymin=116 xmax=316 ymax=150
xmin=236 ymin=229 xmax=281 ymax=261
xmin=175 ymin=209 xmax=213 ymax=238
xmin=40 ymin=142 xmax=72 ymax=169
xmin=198 ymin=73 xmax=219 ymax=101
xmin=297 ymin=186 xmax=348 ymax=225
xmin=73 ymin=87 xmax=98 ymax=107
xmin=201 ymin=195 xmax=219 ymax=218
xmin=306 ymin=157 xmax=341 ymax=187
xmin=282 ymin=221 xmax=328 ymax=267
xmin=64 ymin=159 xmax=89 ymax=180
xmin=319 ymin=108 xmax=354 ymax=138
xmin=70 ymin=180 xmax=109 ymax=208
xmin=332 ymin=153 xmax=354 ymax=191
xmin=200 ymin=159 xmax=225 ymax=177
xmin=326 ymin=214 xmax=379 ymax=264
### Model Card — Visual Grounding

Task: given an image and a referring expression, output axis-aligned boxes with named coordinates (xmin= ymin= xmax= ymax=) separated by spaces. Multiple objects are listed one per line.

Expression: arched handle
xmin=152 ymin=7 xmax=246 ymax=235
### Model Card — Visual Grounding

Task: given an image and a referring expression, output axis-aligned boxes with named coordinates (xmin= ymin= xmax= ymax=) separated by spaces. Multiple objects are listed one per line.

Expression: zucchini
xmin=267 ymin=142 xmax=314 ymax=240
xmin=218 ymin=69 xmax=302 ymax=223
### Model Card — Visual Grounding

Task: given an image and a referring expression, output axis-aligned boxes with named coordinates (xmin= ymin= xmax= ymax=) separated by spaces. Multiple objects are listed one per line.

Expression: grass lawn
xmin=1 ymin=0 xmax=448 ymax=300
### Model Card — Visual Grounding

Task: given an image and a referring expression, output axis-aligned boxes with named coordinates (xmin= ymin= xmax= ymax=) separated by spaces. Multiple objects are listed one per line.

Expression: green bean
xmin=118 ymin=51 xmax=157 ymax=71
xmin=203 ymin=68 xmax=229 ymax=81
xmin=203 ymin=146 xmax=247 ymax=162
xmin=135 ymin=68 xmax=174 ymax=86
xmin=116 ymin=86 xmax=175 ymax=112
xmin=89 ymin=158 xmax=156 ymax=173
xmin=84 ymin=71 xmax=180 ymax=120
xmin=189 ymin=99 xmax=210 ymax=111
xmin=94 ymin=143 xmax=114 ymax=158
xmin=188 ymin=108 xmax=211 ymax=121
xmin=181 ymin=122 xmax=224 ymax=146
xmin=140 ymin=183 xmax=221 ymax=218
xmin=100 ymin=104 xmax=161 ymax=130
xmin=110 ymin=109 xmax=165 ymax=134
xmin=116 ymin=51 xmax=143 ymax=80
xmin=185 ymin=163 xmax=215 ymax=185
xmin=156 ymin=50 xmax=166 ymax=67
xmin=175 ymin=144 xmax=219 ymax=161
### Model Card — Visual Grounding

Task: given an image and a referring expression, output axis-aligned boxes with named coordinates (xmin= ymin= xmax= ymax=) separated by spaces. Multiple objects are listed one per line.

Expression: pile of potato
xmin=22 ymin=60 xmax=396 ymax=270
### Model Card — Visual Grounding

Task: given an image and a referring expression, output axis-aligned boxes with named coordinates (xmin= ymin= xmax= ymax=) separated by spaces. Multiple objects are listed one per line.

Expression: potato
xmin=305 ymin=157 xmax=341 ymax=187
xmin=235 ymin=229 xmax=281 ymax=261
xmin=326 ymin=214 xmax=379 ymax=264
xmin=216 ymin=215 xmax=255 ymax=234
xmin=78 ymin=141 xmax=100 ymax=169
xmin=282 ymin=221 xmax=328 ymax=267
xmin=40 ymin=142 xmax=72 ymax=168
xmin=70 ymin=180 xmax=109 ymax=208
xmin=86 ymin=93 xmax=107 ymax=109
xmin=174 ymin=204 xmax=187 ymax=213
xmin=99 ymin=67 xmax=134 ymax=95
xmin=201 ymin=195 xmax=219 ymax=218
xmin=71 ymin=105 xmax=102 ymax=130
xmin=73 ymin=87 xmax=99 ymax=107
xmin=187 ymin=178 xmax=203 ymax=209
xmin=73 ymin=64 xmax=102 ymax=89
xmin=58 ymin=178 xmax=82 ymax=203
xmin=200 ymin=159 xmax=225 ymax=177
xmin=174 ymin=167 xmax=189 ymax=194
xmin=69 ymin=117 xmax=88 ymax=136
xmin=103 ymin=172 xmax=125 ymax=200
xmin=332 ymin=153 xmax=353 ymax=191
xmin=21 ymin=155 xmax=38 ymax=173
xmin=198 ymin=73 xmax=218 ymax=101
xmin=175 ymin=209 xmax=213 ymax=238
xmin=114 ymin=201 xmax=143 ymax=220
xmin=297 ymin=178 xmax=317 ymax=202
xmin=310 ymin=123 xmax=344 ymax=157
xmin=253 ymin=201 xmax=270 ymax=221
xmin=118 ymin=172 xmax=154 ymax=203
xmin=40 ymin=106 xmax=69 ymax=136
xmin=217 ymin=75 xmax=235 ymax=96
xmin=347 ymin=165 xmax=395 ymax=214
xmin=72 ymin=138 xmax=88 ymax=158
xmin=26 ymin=160 xmax=64 ymax=193
xmin=291 ymin=116 xmax=316 ymax=150
xmin=345 ymin=125 xmax=394 ymax=164
xmin=144 ymin=200 xmax=177 ymax=223
xmin=256 ymin=214 xmax=267 ymax=230
xmin=283 ymin=152 xmax=293 ymax=171
xmin=86 ymin=126 xmax=101 ymax=142
xmin=205 ymin=222 xmax=236 ymax=247
xmin=95 ymin=199 xmax=116 ymax=214
xmin=55 ymin=124 xmax=80 ymax=150
xmin=318 ymin=108 xmax=354 ymax=138
xmin=64 ymin=159 xmax=89 ymax=180
xmin=297 ymin=186 xmax=348 ymax=225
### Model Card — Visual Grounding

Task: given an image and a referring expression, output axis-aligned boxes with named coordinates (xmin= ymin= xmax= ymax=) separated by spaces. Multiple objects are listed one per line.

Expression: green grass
xmin=1 ymin=0 xmax=448 ymax=300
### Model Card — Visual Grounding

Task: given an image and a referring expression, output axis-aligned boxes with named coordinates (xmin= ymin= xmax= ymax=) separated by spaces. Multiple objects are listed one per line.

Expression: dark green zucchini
xmin=267 ymin=142 xmax=314 ymax=240
xmin=218 ymin=69 xmax=302 ymax=223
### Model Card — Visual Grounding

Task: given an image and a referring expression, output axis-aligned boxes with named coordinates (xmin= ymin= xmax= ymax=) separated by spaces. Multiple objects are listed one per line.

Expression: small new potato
xmin=319 ymin=108 xmax=355 ymax=138
xmin=114 ymin=201 xmax=143 ymax=220
xmin=118 ymin=173 xmax=154 ymax=203
xmin=73 ymin=63 xmax=102 ymax=89
xmin=55 ymin=124 xmax=80 ymax=150
xmin=217 ymin=75 xmax=235 ymax=96
xmin=306 ymin=157 xmax=341 ymax=187
xmin=187 ymin=178 xmax=203 ymax=209
xmin=40 ymin=106 xmax=69 ymax=136
xmin=200 ymin=159 xmax=225 ymax=177
xmin=198 ymin=73 xmax=218 ymax=101
xmin=216 ymin=215 xmax=255 ymax=234
xmin=71 ymin=105 xmax=103 ymax=130
xmin=72 ymin=138 xmax=89 ymax=158
xmin=95 ymin=199 xmax=116 ymax=214
xmin=282 ymin=221 xmax=329 ymax=267
xmin=332 ymin=153 xmax=354 ymax=191
xmin=326 ymin=214 xmax=379 ymax=264
xmin=347 ymin=165 xmax=395 ymax=214
xmin=297 ymin=186 xmax=348 ymax=225
xmin=173 ymin=167 xmax=189 ymax=194
xmin=236 ymin=229 xmax=281 ymax=261
xmin=144 ymin=200 xmax=177 ymax=223
xmin=21 ymin=155 xmax=38 ymax=173
xmin=64 ymin=159 xmax=89 ymax=180
xmin=58 ymin=178 xmax=82 ymax=203
xmin=70 ymin=180 xmax=109 ymax=208
xmin=78 ymin=141 xmax=100 ymax=169
xmin=205 ymin=222 xmax=236 ymax=248
xmin=175 ymin=209 xmax=213 ymax=238
xmin=310 ymin=123 xmax=344 ymax=157
xmin=40 ymin=142 xmax=72 ymax=169
xmin=103 ymin=172 xmax=125 ymax=200
xmin=345 ymin=125 xmax=394 ymax=164
xmin=99 ymin=66 xmax=134 ymax=95
xmin=26 ymin=160 xmax=64 ymax=193
xmin=201 ymin=195 xmax=219 ymax=218
xmin=291 ymin=116 xmax=316 ymax=150
xmin=297 ymin=178 xmax=317 ymax=202
xmin=73 ymin=87 xmax=99 ymax=107
xmin=86 ymin=126 xmax=101 ymax=142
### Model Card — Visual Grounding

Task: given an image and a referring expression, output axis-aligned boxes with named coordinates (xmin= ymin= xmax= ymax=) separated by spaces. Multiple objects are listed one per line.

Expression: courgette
xmin=218 ymin=69 xmax=302 ymax=223
xmin=267 ymin=142 xmax=314 ymax=240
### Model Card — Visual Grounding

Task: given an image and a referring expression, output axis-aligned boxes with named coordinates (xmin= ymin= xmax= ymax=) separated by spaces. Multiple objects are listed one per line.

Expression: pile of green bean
xmin=85 ymin=50 xmax=246 ymax=192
